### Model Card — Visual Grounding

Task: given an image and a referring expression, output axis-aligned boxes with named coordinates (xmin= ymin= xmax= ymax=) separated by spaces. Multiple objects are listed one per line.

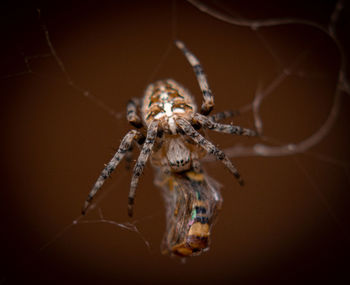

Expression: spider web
xmin=1 ymin=0 xmax=349 ymax=284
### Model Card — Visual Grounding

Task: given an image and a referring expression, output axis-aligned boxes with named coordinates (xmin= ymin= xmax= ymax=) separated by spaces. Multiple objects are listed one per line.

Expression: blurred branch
xmin=187 ymin=0 xmax=349 ymax=158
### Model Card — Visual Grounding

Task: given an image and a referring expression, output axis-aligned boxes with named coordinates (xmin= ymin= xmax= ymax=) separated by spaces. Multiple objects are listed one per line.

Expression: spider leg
xmin=176 ymin=117 xmax=244 ymax=185
xmin=175 ymin=40 xmax=214 ymax=116
xmin=208 ymin=110 xmax=239 ymax=123
xmin=127 ymin=97 xmax=143 ymax=128
xmin=193 ymin=113 xmax=257 ymax=136
xmin=128 ymin=120 xmax=159 ymax=217
xmin=82 ymin=130 xmax=144 ymax=215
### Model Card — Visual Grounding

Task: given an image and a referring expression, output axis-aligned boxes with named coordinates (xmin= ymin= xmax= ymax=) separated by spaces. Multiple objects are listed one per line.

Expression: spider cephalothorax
xmin=82 ymin=40 xmax=257 ymax=219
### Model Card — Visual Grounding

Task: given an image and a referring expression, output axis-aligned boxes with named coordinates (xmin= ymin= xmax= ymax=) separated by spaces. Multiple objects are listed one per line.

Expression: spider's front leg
xmin=175 ymin=40 xmax=214 ymax=116
xmin=82 ymin=130 xmax=144 ymax=215
xmin=176 ymin=117 xmax=244 ymax=186
xmin=194 ymin=113 xmax=257 ymax=136
xmin=128 ymin=120 xmax=159 ymax=217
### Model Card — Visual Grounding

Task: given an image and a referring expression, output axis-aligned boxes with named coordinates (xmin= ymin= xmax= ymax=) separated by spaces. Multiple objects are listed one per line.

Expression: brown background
xmin=1 ymin=0 xmax=350 ymax=284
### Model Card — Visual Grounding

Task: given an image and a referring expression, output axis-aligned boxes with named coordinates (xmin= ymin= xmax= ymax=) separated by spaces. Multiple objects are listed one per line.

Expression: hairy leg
xmin=193 ymin=113 xmax=257 ymax=136
xmin=128 ymin=120 xmax=159 ymax=217
xmin=82 ymin=130 xmax=144 ymax=214
xmin=175 ymin=40 xmax=214 ymax=115
xmin=176 ymin=117 xmax=244 ymax=185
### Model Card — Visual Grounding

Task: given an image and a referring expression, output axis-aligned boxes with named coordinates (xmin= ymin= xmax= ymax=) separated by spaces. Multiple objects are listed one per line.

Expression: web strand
xmin=189 ymin=0 xmax=348 ymax=160
xmin=186 ymin=0 xmax=349 ymax=96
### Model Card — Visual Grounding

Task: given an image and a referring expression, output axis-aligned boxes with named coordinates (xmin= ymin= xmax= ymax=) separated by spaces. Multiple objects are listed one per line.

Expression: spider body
xmin=140 ymin=79 xmax=203 ymax=173
xmin=82 ymin=40 xmax=257 ymax=256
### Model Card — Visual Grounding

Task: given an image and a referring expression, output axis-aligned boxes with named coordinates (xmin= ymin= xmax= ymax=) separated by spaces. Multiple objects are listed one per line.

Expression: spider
xmin=82 ymin=40 xmax=257 ymax=217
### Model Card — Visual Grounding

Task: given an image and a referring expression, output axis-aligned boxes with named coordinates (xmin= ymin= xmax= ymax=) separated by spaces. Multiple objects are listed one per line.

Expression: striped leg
xmin=208 ymin=110 xmax=239 ymax=123
xmin=176 ymin=118 xmax=244 ymax=186
xmin=128 ymin=120 xmax=159 ymax=217
xmin=82 ymin=130 xmax=143 ymax=215
xmin=175 ymin=40 xmax=214 ymax=115
xmin=127 ymin=97 xmax=143 ymax=128
xmin=193 ymin=113 xmax=257 ymax=136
